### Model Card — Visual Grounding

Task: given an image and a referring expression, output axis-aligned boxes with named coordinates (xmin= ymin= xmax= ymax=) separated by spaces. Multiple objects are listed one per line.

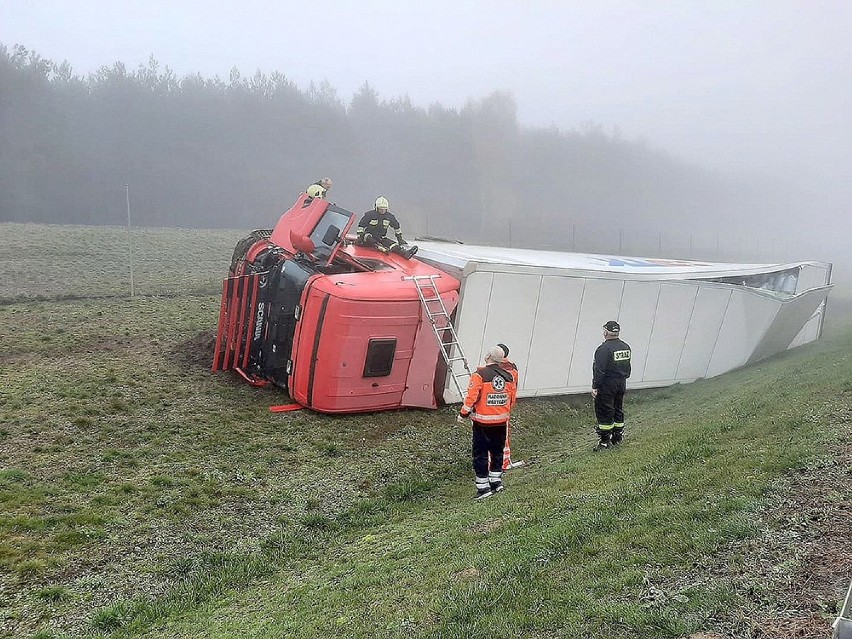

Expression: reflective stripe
xmin=488 ymin=471 xmax=503 ymax=481
xmin=597 ymin=423 xmax=614 ymax=431
xmin=475 ymin=477 xmax=490 ymax=490
xmin=613 ymin=422 xmax=624 ymax=429
xmin=462 ymin=403 xmax=474 ymax=412
xmin=472 ymin=412 xmax=510 ymax=423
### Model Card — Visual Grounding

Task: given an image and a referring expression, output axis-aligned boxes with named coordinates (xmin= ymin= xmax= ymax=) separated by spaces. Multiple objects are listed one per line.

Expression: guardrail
xmin=834 ymin=578 xmax=852 ymax=639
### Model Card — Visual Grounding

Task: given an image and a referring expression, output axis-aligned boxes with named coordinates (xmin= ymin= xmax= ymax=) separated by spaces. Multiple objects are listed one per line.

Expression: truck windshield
xmin=309 ymin=205 xmax=354 ymax=263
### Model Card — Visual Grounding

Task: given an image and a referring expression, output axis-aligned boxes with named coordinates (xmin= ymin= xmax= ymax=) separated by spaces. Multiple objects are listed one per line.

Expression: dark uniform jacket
xmin=592 ymin=338 xmax=632 ymax=389
xmin=356 ymin=209 xmax=403 ymax=242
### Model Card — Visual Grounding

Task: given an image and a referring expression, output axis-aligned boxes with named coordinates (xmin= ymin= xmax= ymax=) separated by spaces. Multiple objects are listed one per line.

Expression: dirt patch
xmin=706 ymin=421 xmax=852 ymax=638
xmin=470 ymin=518 xmax=506 ymax=535
xmin=452 ymin=567 xmax=481 ymax=581
xmin=173 ymin=329 xmax=217 ymax=370
xmin=359 ymin=418 xmax=410 ymax=443
xmin=753 ymin=615 xmax=831 ymax=638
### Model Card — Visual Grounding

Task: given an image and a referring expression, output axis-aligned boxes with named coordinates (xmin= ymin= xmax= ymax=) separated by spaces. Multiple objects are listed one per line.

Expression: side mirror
xmin=322 ymin=225 xmax=341 ymax=246
xmin=289 ymin=229 xmax=316 ymax=256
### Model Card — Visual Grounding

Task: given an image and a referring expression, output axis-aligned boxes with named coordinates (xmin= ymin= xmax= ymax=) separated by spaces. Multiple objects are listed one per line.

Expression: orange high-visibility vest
xmin=500 ymin=360 xmax=519 ymax=407
xmin=461 ymin=364 xmax=516 ymax=424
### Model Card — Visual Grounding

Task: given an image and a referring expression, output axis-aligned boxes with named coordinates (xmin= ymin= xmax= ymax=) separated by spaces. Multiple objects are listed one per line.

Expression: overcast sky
xmin=2 ymin=1 xmax=851 ymax=189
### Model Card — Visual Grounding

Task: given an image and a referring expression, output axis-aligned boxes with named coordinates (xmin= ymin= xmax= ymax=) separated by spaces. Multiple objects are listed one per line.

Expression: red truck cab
xmin=213 ymin=194 xmax=459 ymax=413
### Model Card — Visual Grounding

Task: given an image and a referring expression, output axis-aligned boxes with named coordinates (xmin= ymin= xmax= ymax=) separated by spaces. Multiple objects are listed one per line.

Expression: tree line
xmin=0 ymin=43 xmax=785 ymax=250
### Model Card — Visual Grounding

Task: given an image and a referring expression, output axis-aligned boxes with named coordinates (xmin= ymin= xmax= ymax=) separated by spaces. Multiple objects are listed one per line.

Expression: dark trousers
xmin=594 ymin=377 xmax=626 ymax=426
xmin=360 ymin=235 xmax=399 ymax=252
xmin=472 ymin=422 xmax=507 ymax=478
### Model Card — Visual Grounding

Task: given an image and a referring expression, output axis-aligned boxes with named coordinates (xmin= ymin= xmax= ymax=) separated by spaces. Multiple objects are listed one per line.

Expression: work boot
xmin=610 ymin=430 xmax=623 ymax=446
xmin=488 ymin=470 xmax=504 ymax=493
xmin=401 ymin=245 xmax=418 ymax=259
xmin=594 ymin=426 xmax=612 ymax=451
xmin=474 ymin=487 xmax=494 ymax=501
xmin=474 ymin=476 xmax=492 ymax=500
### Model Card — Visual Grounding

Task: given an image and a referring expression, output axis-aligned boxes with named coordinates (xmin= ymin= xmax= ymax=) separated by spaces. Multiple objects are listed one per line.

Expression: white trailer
xmin=414 ymin=242 xmax=832 ymax=403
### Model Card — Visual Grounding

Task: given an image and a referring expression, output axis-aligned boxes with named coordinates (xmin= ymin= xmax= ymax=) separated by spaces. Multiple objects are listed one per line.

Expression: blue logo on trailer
xmin=598 ymin=257 xmax=714 ymax=268
xmin=608 ymin=258 xmax=652 ymax=267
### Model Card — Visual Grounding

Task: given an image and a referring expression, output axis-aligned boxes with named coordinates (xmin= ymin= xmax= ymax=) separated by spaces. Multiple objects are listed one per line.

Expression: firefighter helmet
xmin=307 ymin=184 xmax=325 ymax=198
xmin=375 ymin=196 xmax=389 ymax=211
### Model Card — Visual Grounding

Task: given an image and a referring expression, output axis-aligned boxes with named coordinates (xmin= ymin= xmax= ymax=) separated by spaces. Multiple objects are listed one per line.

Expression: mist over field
xmin=1 ymin=2 xmax=851 ymax=284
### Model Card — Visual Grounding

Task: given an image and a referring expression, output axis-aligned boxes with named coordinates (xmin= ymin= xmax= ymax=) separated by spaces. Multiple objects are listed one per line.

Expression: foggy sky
xmin=2 ymin=1 xmax=850 ymax=178
xmin=2 ymin=0 xmax=852 ymax=270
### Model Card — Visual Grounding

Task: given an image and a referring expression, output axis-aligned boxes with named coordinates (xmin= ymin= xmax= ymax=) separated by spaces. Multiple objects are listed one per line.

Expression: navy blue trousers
xmin=472 ymin=422 xmax=507 ymax=477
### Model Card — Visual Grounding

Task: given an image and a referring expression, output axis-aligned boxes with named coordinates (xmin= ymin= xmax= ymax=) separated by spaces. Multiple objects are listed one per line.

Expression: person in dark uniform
xmin=591 ymin=320 xmax=631 ymax=450
xmin=355 ymin=196 xmax=418 ymax=259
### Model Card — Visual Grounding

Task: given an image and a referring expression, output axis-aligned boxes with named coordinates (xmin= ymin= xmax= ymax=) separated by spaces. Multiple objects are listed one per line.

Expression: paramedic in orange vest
xmin=458 ymin=346 xmax=517 ymax=500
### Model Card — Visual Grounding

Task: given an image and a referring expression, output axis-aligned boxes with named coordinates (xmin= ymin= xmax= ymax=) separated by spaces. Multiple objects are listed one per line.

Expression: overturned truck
xmin=213 ymin=194 xmax=833 ymax=413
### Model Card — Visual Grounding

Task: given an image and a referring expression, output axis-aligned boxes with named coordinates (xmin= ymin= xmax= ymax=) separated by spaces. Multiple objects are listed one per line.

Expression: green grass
xmin=0 ymin=222 xmax=244 ymax=302
xmin=0 ymin=223 xmax=849 ymax=638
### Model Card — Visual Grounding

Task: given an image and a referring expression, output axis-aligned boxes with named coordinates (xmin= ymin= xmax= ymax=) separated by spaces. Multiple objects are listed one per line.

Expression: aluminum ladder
xmin=405 ymin=274 xmax=471 ymax=401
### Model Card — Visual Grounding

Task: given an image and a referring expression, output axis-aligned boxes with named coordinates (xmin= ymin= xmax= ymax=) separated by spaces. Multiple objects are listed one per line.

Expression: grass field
xmin=1 ymin=223 xmax=850 ymax=639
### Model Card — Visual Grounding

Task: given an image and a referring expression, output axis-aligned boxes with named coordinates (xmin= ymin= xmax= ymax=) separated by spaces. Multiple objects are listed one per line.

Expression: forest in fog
xmin=1 ymin=43 xmax=795 ymax=253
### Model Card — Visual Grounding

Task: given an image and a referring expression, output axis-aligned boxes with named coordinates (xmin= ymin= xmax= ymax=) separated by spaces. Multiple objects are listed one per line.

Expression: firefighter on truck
xmin=355 ymin=196 xmax=418 ymax=259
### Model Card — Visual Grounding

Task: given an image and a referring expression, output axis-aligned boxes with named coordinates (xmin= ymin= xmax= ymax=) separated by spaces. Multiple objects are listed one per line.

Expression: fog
xmin=1 ymin=1 xmax=850 ymax=283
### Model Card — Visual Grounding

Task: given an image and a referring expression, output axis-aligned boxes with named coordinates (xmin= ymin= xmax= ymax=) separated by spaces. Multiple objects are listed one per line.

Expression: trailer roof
xmin=414 ymin=241 xmax=821 ymax=279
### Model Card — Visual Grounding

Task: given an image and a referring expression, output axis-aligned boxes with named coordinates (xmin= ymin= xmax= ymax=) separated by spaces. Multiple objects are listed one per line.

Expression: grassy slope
xmin=0 ymin=223 xmax=849 ymax=639
xmin=129 ymin=332 xmax=852 ymax=639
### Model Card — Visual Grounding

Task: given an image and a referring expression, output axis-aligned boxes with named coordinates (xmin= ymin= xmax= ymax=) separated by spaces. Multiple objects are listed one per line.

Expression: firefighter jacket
xmin=592 ymin=338 xmax=632 ymax=389
xmin=461 ymin=364 xmax=516 ymax=424
xmin=356 ymin=209 xmax=405 ymax=243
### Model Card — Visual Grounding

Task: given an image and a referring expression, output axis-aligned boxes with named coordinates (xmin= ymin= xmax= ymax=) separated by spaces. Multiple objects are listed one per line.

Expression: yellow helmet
xmin=375 ymin=196 xmax=389 ymax=211
xmin=307 ymin=184 xmax=325 ymax=198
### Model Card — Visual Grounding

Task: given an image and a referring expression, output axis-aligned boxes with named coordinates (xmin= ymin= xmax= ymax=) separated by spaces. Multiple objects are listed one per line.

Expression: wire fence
xmin=2 ymin=212 xmax=842 ymax=304
xmin=410 ymin=214 xmax=838 ymax=268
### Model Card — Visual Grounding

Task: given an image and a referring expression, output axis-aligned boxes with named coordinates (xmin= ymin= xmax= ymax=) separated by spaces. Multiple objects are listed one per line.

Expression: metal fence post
xmin=125 ymin=183 xmax=135 ymax=298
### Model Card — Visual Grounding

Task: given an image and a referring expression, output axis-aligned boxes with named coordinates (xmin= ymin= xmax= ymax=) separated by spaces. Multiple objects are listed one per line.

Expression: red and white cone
xmin=503 ymin=420 xmax=526 ymax=470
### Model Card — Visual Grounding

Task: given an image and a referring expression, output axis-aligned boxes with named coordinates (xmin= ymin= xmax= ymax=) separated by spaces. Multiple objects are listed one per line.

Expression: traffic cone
xmin=502 ymin=420 xmax=526 ymax=470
